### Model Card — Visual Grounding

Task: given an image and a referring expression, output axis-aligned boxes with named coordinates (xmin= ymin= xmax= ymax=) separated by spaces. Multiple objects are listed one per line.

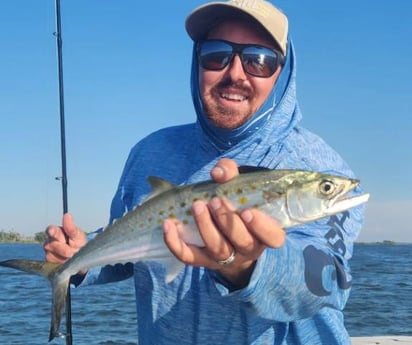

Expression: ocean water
xmin=0 ymin=243 xmax=411 ymax=344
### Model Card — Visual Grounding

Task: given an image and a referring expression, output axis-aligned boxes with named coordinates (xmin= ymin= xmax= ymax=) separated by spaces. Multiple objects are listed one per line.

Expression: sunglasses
xmin=197 ymin=39 xmax=285 ymax=78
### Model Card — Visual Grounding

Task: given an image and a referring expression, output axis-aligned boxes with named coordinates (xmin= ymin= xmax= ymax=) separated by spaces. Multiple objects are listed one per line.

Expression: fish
xmin=0 ymin=168 xmax=369 ymax=341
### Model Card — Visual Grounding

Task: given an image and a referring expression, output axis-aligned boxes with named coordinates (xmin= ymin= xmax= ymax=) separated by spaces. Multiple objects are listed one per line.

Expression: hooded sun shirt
xmin=81 ymin=38 xmax=365 ymax=345
xmin=192 ymin=40 xmax=293 ymax=151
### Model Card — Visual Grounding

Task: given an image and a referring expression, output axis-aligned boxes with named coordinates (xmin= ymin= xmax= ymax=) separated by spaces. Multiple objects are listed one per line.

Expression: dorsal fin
xmin=146 ymin=176 xmax=176 ymax=199
xmin=238 ymin=165 xmax=271 ymax=174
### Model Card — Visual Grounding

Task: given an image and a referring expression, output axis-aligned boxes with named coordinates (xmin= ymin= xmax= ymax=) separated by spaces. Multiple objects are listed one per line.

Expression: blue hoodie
xmin=82 ymin=40 xmax=365 ymax=345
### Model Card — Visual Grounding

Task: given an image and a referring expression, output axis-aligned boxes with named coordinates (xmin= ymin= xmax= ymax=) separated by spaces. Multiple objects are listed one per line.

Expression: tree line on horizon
xmin=0 ymin=229 xmax=402 ymax=246
xmin=0 ymin=229 xmax=46 ymax=243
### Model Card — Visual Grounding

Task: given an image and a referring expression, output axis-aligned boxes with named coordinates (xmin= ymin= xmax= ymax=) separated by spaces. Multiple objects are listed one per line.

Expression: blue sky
xmin=0 ymin=1 xmax=411 ymax=242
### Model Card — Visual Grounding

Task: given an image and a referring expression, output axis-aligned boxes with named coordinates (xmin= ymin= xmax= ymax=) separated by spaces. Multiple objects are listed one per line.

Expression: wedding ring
xmin=216 ymin=250 xmax=236 ymax=265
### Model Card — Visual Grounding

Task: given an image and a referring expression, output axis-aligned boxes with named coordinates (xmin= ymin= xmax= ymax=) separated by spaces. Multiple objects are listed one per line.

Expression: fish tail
xmin=0 ymin=259 xmax=61 ymax=279
xmin=49 ymin=271 xmax=71 ymax=341
xmin=0 ymin=259 xmax=69 ymax=341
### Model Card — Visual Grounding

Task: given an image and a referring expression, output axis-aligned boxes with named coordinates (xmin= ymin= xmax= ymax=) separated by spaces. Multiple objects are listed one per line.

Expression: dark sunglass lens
xmin=242 ymin=47 xmax=278 ymax=77
xmin=198 ymin=41 xmax=233 ymax=70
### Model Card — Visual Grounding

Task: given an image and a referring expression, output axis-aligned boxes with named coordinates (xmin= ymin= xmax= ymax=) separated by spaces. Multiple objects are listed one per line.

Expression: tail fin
xmin=0 ymin=259 xmax=70 ymax=342
xmin=0 ymin=259 xmax=61 ymax=279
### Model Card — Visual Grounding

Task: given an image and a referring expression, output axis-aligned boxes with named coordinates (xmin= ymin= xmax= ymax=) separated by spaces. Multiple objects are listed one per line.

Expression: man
xmin=45 ymin=1 xmax=365 ymax=344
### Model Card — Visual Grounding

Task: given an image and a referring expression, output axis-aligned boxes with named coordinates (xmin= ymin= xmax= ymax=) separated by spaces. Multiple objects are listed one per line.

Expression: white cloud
xmin=357 ymin=200 xmax=412 ymax=243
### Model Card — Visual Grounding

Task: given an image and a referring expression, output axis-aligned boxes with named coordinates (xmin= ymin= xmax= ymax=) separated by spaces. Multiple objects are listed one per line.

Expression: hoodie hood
xmin=191 ymin=38 xmax=301 ymax=152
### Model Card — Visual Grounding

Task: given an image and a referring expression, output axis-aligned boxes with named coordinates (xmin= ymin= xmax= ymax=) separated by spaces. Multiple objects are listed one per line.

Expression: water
xmin=344 ymin=243 xmax=412 ymax=336
xmin=0 ymin=244 xmax=137 ymax=345
xmin=0 ymin=243 xmax=411 ymax=344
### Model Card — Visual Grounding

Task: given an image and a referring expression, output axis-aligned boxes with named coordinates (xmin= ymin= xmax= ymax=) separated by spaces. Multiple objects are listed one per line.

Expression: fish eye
xmin=319 ymin=180 xmax=336 ymax=195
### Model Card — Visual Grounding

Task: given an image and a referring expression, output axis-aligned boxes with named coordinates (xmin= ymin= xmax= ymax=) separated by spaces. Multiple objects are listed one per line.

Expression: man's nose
xmin=225 ymin=54 xmax=247 ymax=80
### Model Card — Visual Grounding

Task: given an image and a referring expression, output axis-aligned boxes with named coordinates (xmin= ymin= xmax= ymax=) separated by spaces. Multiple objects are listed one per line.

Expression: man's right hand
xmin=44 ymin=213 xmax=87 ymax=264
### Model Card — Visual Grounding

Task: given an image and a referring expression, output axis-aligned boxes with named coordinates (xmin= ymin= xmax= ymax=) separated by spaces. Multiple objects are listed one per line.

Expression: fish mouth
xmin=327 ymin=193 xmax=370 ymax=215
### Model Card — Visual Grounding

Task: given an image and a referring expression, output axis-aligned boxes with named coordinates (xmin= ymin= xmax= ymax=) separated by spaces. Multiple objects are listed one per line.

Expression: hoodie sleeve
xmin=211 ymin=201 xmax=365 ymax=321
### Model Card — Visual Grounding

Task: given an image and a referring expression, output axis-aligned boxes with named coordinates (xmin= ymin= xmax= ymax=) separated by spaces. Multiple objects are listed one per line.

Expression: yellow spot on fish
xmin=236 ymin=188 xmax=243 ymax=194
xmin=203 ymin=192 xmax=210 ymax=199
xmin=238 ymin=196 xmax=248 ymax=205
xmin=185 ymin=209 xmax=192 ymax=216
xmin=158 ymin=210 xmax=165 ymax=216
xmin=168 ymin=213 xmax=176 ymax=219
xmin=183 ymin=219 xmax=189 ymax=225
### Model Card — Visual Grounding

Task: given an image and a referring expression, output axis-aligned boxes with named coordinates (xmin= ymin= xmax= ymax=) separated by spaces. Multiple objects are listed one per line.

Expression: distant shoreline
xmin=0 ymin=230 xmax=410 ymax=245
xmin=1 ymin=240 xmax=410 ymax=245
xmin=0 ymin=239 xmax=40 ymax=244
xmin=0 ymin=230 xmax=45 ymax=244
xmin=355 ymin=240 xmax=412 ymax=245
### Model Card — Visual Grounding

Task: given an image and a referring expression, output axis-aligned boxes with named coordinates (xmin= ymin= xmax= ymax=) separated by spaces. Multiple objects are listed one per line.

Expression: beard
xmin=202 ymin=78 xmax=255 ymax=129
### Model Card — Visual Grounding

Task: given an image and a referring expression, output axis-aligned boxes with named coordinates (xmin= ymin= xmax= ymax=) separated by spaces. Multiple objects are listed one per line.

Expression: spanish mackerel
xmin=0 ymin=168 xmax=369 ymax=341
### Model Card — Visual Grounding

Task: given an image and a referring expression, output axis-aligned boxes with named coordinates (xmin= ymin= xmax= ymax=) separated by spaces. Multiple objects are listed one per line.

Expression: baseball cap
xmin=186 ymin=0 xmax=288 ymax=55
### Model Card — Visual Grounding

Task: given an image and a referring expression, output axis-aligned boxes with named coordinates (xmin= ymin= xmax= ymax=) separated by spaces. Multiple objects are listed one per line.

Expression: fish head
xmin=284 ymin=171 xmax=370 ymax=225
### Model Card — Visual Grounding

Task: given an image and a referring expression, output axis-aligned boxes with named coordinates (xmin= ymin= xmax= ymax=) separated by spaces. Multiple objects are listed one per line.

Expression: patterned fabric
xmin=81 ymin=39 xmax=365 ymax=345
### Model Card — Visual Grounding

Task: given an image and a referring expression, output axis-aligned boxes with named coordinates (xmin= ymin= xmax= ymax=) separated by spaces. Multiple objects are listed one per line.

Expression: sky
xmin=0 ymin=0 xmax=411 ymax=243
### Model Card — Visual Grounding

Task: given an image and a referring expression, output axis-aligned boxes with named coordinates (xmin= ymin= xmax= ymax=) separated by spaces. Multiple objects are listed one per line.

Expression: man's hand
xmin=43 ymin=213 xmax=87 ymax=264
xmin=163 ymin=158 xmax=286 ymax=288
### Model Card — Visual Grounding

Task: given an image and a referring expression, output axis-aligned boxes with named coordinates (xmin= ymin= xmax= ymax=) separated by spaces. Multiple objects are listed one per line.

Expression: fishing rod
xmin=54 ymin=0 xmax=73 ymax=344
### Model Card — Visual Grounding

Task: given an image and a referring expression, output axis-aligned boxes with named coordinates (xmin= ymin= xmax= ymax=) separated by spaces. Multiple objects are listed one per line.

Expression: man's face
xmin=199 ymin=19 xmax=282 ymax=129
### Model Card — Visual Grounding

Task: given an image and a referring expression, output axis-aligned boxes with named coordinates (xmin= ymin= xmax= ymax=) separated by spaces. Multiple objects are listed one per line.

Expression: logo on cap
xmin=231 ymin=0 xmax=271 ymax=18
